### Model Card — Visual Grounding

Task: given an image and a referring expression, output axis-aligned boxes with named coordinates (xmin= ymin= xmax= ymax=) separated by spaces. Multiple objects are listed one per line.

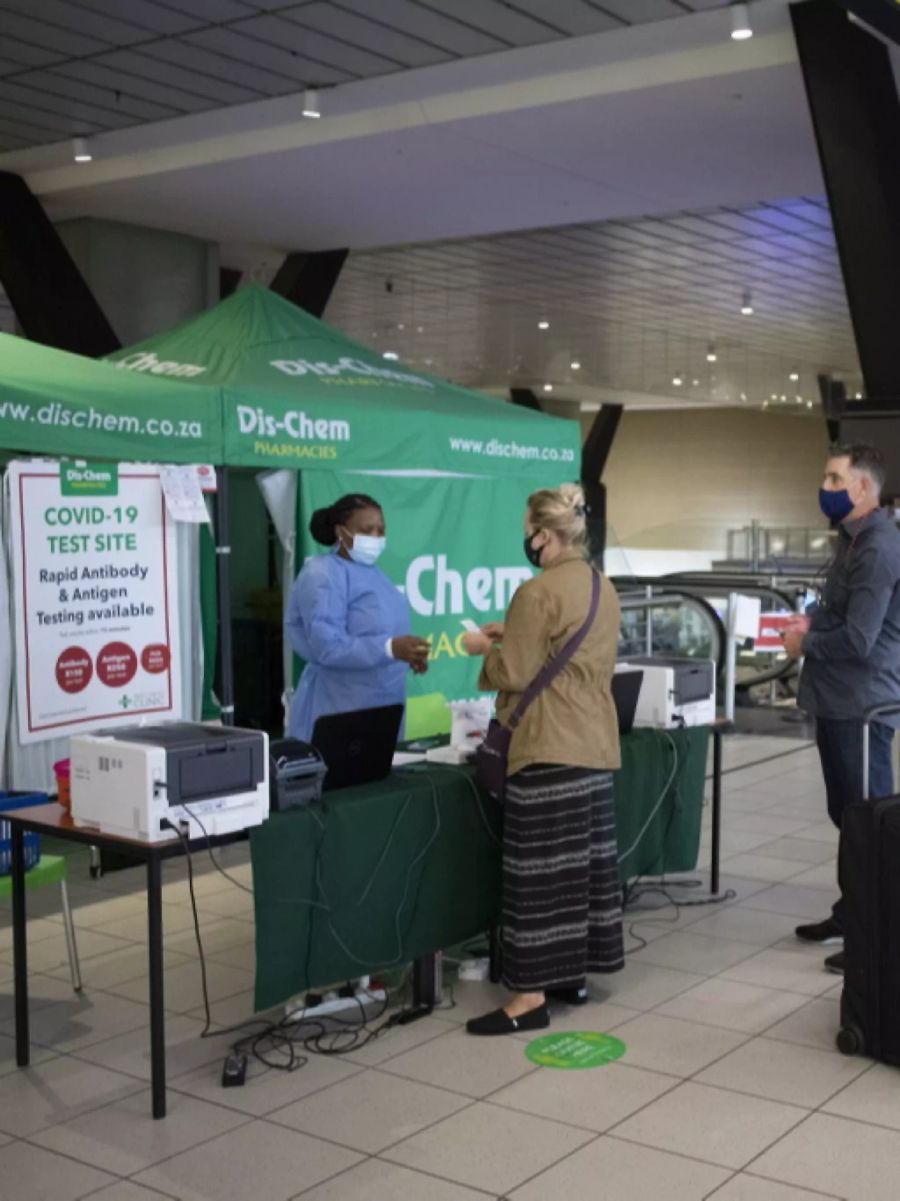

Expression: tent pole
xmin=215 ymin=467 xmax=235 ymax=726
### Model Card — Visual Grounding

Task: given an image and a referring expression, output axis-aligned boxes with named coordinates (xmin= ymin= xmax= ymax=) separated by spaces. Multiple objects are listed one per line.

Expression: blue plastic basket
xmin=0 ymin=792 xmax=48 ymax=877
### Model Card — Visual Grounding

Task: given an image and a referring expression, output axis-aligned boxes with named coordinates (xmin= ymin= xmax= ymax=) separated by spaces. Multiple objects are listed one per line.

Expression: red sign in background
xmin=756 ymin=614 xmax=793 ymax=650
xmin=96 ymin=642 xmax=138 ymax=688
xmin=55 ymin=646 xmax=93 ymax=694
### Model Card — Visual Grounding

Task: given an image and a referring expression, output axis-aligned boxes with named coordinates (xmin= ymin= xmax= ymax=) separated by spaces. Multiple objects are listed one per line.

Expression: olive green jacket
xmin=479 ymin=550 xmax=621 ymax=777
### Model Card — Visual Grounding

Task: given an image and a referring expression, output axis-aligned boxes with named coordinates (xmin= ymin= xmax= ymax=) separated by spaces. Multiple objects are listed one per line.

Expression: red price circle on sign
xmin=55 ymin=646 xmax=93 ymax=694
xmin=96 ymin=642 xmax=138 ymax=688
xmin=141 ymin=644 xmax=170 ymax=674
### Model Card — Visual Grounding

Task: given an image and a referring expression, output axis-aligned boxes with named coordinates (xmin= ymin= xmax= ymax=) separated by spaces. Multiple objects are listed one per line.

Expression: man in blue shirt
xmin=783 ymin=443 xmax=900 ymax=974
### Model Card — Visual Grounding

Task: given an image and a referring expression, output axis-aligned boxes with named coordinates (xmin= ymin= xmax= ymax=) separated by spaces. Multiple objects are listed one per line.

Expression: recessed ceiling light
xmin=383 ymin=351 xmax=399 ymax=360
xmin=731 ymin=3 xmax=753 ymax=41
xmin=741 ymin=289 xmax=754 ymax=315
xmin=795 ymin=395 xmax=803 ymax=403
xmin=672 ymin=373 xmax=684 ymax=387
xmin=780 ymin=395 xmax=787 ymax=402
xmin=570 ymin=360 xmax=581 ymax=370
xmin=806 ymin=400 xmax=813 ymax=408
xmin=763 ymin=400 xmax=769 ymax=409
xmin=789 ymin=371 xmax=799 ymax=382
xmin=538 ymin=321 xmax=550 ymax=330
xmin=740 ymin=392 xmax=747 ymax=401
xmin=692 ymin=378 xmax=700 ymax=387
xmin=397 ymin=323 xmax=405 ymax=330
xmin=706 ymin=342 xmax=717 ymax=363
xmin=72 ymin=136 xmax=92 ymax=162
xmin=543 ymin=383 xmax=553 ymax=392
xmin=770 ymin=393 xmax=777 ymax=400
xmin=302 ymin=87 xmax=321 ymax=118
xmin=855 ymin=391 xmax=863 ymax=399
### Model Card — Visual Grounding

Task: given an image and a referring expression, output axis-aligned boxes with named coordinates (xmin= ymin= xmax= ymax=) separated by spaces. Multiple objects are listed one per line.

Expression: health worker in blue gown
xmin=285 ymin=493 xmax=430 ymax=740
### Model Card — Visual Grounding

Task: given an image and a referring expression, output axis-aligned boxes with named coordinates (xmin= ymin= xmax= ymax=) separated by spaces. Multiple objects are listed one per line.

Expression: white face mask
xmin=345 ymin=533 xmax=386 ymax=566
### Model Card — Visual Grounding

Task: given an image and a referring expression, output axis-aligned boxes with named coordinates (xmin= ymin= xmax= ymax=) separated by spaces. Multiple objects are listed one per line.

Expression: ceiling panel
xmin=0 ymin=0 xmax=148 ymax=46
xmin=508 ymin=0 xmax=621 ymax=36
xmin=284 ymin=3 xmax=454 ymax=68
xmin=0 ymin=10 xmax=108 ymax=57
xmin=137 ymin=38 xmax=288 ymax=97
xmin=0 ymin=0 xmax=747 ymax=149
xmin=336 ymin=0 xmax=508 ymax=55
xmin=184 ymin=26 xmax=349 ymax=85
xmin=16 ymin=68 xmax=178 ymax=122
xmin=312 ymin=195 xmax=860 ymax=411
xmin=233 ymin=14 xmax=402 ymax=75
xmin=56 ymin=58 xmax=215 ymax=113
xmin=97 ymin=48 xmax=262 ymax=105
xmin=417 ymin=0 xmax=567 ymax=45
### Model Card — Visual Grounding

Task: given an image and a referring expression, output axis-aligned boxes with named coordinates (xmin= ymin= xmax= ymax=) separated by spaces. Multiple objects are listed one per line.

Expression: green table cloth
xmin=251 ymin=726 xmax=708 ymax=1010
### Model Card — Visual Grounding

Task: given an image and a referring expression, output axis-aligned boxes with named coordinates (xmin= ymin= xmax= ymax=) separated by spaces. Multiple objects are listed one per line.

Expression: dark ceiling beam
xmin=791 ymin=0 xmax=900 ymax=402
xmin=831 ymin=0 xmax=900 ymax=44
xmin=269 ymin=249 xmax=348 ymax=318
xmin=0 ymin=172 xmax=120 ymax=356
xmin=510 ymin=388 xmax=542 ymax=411
xmin=582 ymin=404 xmax=623 ymax=567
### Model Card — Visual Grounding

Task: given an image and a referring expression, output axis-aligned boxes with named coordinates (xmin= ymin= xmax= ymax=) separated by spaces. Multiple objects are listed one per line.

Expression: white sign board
xmin=7 ymin=461 xmax=182 ymax=744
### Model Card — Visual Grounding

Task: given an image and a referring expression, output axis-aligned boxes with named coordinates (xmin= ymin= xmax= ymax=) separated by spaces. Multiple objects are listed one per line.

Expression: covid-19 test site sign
xmin=7 ymin=461 xmax=182 ymax=743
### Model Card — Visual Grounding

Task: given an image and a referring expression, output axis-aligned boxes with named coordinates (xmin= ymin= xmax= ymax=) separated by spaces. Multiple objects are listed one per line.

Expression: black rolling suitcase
xmin=837 ymin=703 xmax=900 ymax=1062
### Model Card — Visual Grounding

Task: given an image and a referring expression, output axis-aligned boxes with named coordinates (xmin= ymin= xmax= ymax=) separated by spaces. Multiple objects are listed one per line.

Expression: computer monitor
xmin=311 ymin=703 xmax=404 ymax=791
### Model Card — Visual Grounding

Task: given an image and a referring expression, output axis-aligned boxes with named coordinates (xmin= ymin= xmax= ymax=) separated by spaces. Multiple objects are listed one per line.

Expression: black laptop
xmin=311 ymin=703 xmax=404 ymax=791
xmin=611 ymin=669 xmax=643 ymax=735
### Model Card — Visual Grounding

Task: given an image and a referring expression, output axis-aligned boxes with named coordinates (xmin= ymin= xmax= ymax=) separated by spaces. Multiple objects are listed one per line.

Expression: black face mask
xmin=524 ymin=531 xmax=544 ymax=568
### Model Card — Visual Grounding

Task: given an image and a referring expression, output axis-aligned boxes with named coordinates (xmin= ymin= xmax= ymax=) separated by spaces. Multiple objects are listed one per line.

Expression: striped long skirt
xmin=502 ymin=763 xmax=624 ymax=993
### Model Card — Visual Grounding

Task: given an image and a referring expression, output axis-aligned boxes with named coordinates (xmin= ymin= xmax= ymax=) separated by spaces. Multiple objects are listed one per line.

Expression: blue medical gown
xmin=285 ymin=549 xmax=412 ymax=740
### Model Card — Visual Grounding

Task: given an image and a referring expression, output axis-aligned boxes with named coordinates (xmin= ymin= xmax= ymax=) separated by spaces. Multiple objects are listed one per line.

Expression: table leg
xmin=12 ymin=826 xmax=29 ymax=1067
xmin=711 ymin=729 xmax=723 ymax=896
xmin=147 ymin=856 xmax=166 ymax=1119
xmin=412 ymin=954 xmax=437 ymax=1009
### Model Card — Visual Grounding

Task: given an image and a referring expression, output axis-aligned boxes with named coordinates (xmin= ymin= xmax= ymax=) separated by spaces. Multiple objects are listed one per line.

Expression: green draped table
xmin=251 ymin=726 xmax=710 ymax=1010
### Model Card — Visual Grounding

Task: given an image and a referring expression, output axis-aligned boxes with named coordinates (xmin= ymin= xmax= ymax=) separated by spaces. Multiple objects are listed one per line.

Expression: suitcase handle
xmin=862 ymin=704 xmax=900 ymax=801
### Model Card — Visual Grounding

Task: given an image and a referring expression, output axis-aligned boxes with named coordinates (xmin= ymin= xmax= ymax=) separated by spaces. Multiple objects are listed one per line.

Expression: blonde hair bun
xmin=527 ymin=483 xmax=588 ymax=548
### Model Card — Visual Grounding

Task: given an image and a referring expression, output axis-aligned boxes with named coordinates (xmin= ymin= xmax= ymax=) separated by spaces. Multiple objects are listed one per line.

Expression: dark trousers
xmin=815 ymin=717 xmax=895 ymax=929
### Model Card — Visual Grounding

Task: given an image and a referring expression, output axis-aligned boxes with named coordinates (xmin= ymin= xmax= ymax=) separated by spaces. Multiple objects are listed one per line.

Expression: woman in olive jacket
xmin=462 ymin=484 xmax=624 ymax=1036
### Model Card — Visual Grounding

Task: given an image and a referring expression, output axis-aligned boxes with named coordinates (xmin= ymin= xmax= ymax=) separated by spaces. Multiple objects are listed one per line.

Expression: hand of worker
xmin=781 ymin=628 xmax=806 ymax=660
xmin=392 ymin=635 xmax=431 ymax=667
xmin=409 ymin=658 xmax=429 ymax=676
xmin=480 ymin=622 xmax=505 ymax=642
xmin=461 ymin=631 xmax=493 ymax=656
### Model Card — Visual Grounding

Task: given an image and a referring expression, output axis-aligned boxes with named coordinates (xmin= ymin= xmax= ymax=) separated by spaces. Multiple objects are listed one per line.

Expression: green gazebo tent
xmin=106 ymin=285 xmax=581 ymax=737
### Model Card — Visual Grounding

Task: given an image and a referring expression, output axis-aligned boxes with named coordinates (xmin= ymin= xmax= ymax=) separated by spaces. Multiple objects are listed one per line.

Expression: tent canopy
xmin=0 ymin=331 xmax=222 ymax=464
xmin=107 ymin=285 xmax=580 ymax=476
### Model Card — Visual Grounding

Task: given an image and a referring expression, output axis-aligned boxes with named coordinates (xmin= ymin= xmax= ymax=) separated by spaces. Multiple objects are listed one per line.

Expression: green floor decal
xmin=525 ymin=1031 xmax=626 ymax=1069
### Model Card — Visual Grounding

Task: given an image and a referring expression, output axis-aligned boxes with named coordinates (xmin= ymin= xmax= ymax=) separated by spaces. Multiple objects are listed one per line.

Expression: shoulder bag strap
xmin=506 ymin=568 xmax=600 ymax=732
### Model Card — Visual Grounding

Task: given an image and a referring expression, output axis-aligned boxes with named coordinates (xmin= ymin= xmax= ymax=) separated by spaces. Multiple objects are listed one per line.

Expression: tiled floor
xmin=2 ymin=734 xmax=898 ymax=1201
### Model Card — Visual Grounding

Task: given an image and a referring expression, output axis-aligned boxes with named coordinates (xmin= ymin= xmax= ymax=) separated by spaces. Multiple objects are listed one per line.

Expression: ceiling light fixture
xmin=731 ymin=3 xmax=753 ymax=41
xmin=382 ymin=351 xmax=399 ymax=360
xmin=72 ymin=136 xmax=92 ymax=162
xmin=302 ymin=88 xmax=321 ymax=118
xmin=806 ymin=400 xmax=813 ymax=409
xmin=538 ymin=320 xmax=550 ymax=330
xmin=543 ymin=383 xmax=553 ymax=392
xmin=789 ymin=371 xmax=799 ymax=382
xmin=672 ymin=372 xmax=684 ymax=387
xmin=706 ymin=342 xmax=717 ymax=363
xmin=570 ymin=360 xmax=581 ymax=370
xmin=741 ymin=289 xmax=754 ymax=315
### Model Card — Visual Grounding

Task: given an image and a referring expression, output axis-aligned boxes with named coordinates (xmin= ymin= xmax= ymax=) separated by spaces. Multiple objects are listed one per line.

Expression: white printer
xmin=70 ymin=722 xmax=269 ymax=842
xmin=618 ymin=657 xmax=716 ymax=729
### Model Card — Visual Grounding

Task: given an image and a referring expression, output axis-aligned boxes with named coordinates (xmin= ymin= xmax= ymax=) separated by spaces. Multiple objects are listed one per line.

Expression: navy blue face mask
xmin=819 ymin=488 xmax=854 ymax=527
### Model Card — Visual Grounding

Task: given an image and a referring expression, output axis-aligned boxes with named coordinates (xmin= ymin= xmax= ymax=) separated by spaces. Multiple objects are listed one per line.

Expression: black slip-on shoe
xmin=795 ymin=918 xmax=843 ymax=945
xmin=466 ymin=1003 xmax=550 ymax=1036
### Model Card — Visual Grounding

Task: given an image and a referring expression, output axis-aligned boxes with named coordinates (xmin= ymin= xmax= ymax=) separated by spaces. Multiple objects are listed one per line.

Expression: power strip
xmin=284 ymin=987 xmax=387 ymax=1023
